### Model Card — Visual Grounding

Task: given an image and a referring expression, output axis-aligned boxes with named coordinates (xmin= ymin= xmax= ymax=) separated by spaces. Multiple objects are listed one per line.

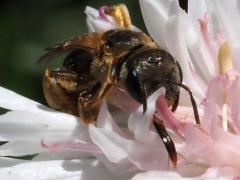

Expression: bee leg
xmin=152 ymin=115 xmax=177 ymax=167
xmin=78 ymin=93 xmax=102 ymax=124
xmin=78 ymin=62 xmax=117 ymax=124
xmin=42 ymin=69 xmax=79 ymax=115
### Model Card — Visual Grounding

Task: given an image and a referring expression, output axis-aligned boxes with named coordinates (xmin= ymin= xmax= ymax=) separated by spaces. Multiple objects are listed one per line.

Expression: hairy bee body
xmin=39 ymin=29 xmax=182 ymax=120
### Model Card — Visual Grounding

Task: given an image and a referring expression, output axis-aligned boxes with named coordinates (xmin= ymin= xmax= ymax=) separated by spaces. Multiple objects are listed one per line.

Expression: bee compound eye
xmin=126 ymin=68 xmax=147 ymax=112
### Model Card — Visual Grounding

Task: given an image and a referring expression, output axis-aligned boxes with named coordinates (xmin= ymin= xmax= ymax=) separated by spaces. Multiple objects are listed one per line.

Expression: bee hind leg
xmin=42 ymin=69 xmax=79 ymax=115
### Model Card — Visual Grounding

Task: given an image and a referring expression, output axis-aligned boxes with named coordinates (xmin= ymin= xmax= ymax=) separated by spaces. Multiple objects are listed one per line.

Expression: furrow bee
xmin=38 ymin=5 xmax=199 ymax=167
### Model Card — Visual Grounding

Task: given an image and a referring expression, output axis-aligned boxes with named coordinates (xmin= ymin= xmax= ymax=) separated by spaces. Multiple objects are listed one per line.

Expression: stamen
xmin=106 ymin=4 xmax=132 ymax=28
xmin=218 ymin=42 xmax=233 ymax=75
xmin=218 ymin=42 xmax=233 ymax=131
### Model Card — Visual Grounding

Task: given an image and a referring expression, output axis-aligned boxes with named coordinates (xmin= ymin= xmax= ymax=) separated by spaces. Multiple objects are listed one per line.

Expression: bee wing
xmin=37 ymin=32 xmax=102 ymax=65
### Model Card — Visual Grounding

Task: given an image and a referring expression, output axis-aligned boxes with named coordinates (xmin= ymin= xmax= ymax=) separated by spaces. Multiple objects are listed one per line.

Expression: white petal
xmin=0 ymin=86 xmax=44 ymax=112
xmin=131 ymin=170 xmax=184 ymax=180
xmin=128 ymin=88 xmax=165 ymax=136
xmin=0 ymin=157 xmax=26 ymax=168
xmin=177 ymin=161 xmax=207 ymax=177
xmin=164 ymin=1 xmax=205 ymax=100
xmin=199 ymin=166 xmax=240 ymax=179
xmin=89 ymin=124 xmax=129 ymax=163
xmin=0 ymin=141 xmax=44 ymax=156
xmin=132 ymin=166 xmax=240 ymax=180
xmin=96 ymin=101 xmax=127 ymax=138
xmin=0 ymin=159 xmax=123 ymax=180
xmin=89 ymin=89 xmax=169 ymax=171
xmin=139 ymin=0 xmax=173 ymax=49
xmin=0 ymin=111 xmax=88 ymax=141
xmin=85 ymin=6 xmax=98 ymax=18
xmin=89 ymin=123 xmax=169 ymax=171
xmin=184 ymin=16 xmax=217 ymax=82
xmin=85 ymin=6 xmax=119 ymax=33
xmin=0 ymin=86 xmax=82 ymax=125
xmin=33 ymin=151 xmax=91 ymax=161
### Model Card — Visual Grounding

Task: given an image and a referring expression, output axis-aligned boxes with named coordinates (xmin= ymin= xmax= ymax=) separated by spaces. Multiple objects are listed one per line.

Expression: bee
xmin=38 ymin=5 xmax=199 ymax=168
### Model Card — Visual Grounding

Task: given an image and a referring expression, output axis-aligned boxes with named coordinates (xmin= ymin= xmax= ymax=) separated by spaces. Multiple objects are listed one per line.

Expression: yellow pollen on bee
xmin=108 ymin=4 xmax=132 ymax=28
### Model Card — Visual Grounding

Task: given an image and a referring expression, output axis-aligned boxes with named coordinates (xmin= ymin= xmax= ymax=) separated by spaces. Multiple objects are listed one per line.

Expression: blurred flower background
xmin=0 ymin=0 xmax=154 ymax=110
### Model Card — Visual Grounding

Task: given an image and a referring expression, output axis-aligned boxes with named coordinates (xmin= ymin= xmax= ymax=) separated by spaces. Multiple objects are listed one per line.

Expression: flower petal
xmin=0 ymin=86 xmax=45 ymax=112
xmin=0 ymin=86 xmax=82 ymax=125
xmin=89 ymin=124 xmax=129 ymax=163
xmin=89 ymin=89 xmax=170 ymax=171
xmin=165 ymin=1 xmax=205 ymax=100
xmin=132 ymin=166 xmax=240 ymax=179
xmin=139 ymin=0 xmax=173 ymax=49
xmin=0 ymin=141 xmax=44 ymax=156
xmin=131 ymin=170 xmax=183 ymax=180
xmin=0 ymin=157 xmax=26 ymax=168
xmin=0 ymin=111 xmax=88 ymax=141
xmin=85 ymin=6 xmax=118 ymax=32
xmin=0 ymin=159 xmax=123 ymax=180
xmin=200 ymin=166 xmax=240 ymax=179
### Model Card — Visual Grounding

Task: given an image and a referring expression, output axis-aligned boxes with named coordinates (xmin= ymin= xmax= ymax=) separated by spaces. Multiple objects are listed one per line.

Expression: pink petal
xmin=228 ymin=77 xmax=240 ymax=133
xmin=155 ymin=95 xmax=184 ymax=131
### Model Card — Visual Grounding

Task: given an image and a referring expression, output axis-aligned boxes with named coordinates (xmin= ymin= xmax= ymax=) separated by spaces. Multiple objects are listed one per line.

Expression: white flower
xmin=1 ymin=1 xmax=240 ymax=179
xmin=137 ymin=0 xmax=240 ymax=178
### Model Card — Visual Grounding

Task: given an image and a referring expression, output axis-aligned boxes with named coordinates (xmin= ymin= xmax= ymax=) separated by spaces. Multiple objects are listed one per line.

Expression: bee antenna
xmin=175 ymin=83 xmax=200 ymax=125
xmin=166 ymin=82 xmax=200 ymax=125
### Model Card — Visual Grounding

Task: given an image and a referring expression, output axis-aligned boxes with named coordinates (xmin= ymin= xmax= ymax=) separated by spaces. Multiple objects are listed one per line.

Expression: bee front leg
xmin=152 ymin=115 xmax=177 ymax=167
